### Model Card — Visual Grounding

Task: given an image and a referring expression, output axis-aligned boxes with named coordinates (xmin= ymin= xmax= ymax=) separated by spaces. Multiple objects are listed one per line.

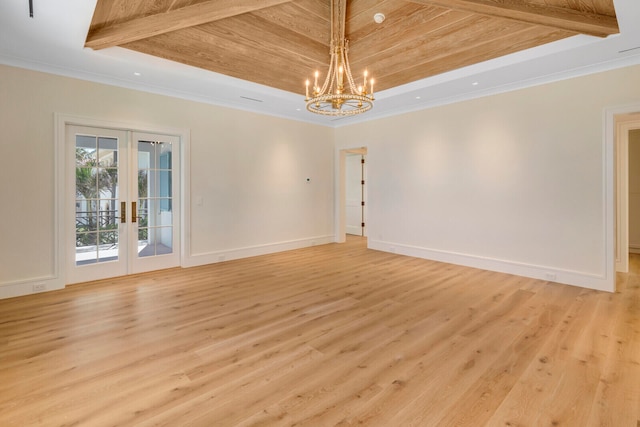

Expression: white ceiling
xmin=1 ymin=0 xmax=639 ymax=128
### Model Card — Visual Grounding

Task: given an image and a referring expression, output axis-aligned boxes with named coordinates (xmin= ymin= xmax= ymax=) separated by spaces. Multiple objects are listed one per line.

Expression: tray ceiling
xmin=85 ymin=0 xmax=619 ymax=96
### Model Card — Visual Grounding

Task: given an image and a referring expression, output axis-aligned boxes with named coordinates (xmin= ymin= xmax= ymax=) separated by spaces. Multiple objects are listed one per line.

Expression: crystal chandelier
xmin=304 ymin=0 xmax=374 ymax=116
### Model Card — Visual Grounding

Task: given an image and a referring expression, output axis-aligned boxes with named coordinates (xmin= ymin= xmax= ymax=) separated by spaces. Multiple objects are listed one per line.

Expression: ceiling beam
xmin=85 ymin=0 xmax=293 ymax=50
xmin=405 ymin=0 xmax=619 ymax=37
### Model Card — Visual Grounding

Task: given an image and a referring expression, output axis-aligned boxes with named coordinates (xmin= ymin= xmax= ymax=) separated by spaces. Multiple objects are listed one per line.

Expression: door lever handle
xmin=131 ymin=201 xmax=137 ymax=223
xmin=120 ymin=202 xmax=126 ymax=223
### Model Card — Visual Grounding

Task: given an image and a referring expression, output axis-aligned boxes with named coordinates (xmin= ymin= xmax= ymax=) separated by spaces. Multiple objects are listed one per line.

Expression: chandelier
xmin=304 ymin=0 xmax=374 ymax=116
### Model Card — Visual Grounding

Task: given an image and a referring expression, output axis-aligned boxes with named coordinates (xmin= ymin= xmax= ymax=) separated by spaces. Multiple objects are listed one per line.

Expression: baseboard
xmin=3 ymin=237 xmax=610 ymax=298
xmin=0 ymin=236 xmax=335 ymax=299
xmin=183 ymin=235 xmax=335 ymax=268
xmin=368 ymin=239 xmax=613 ymax=292
xmin=629 ymin=244 xmax=640 ymax=254
xmin=0 ymin=276 xmax=65 ymax=300
xmin=346 ymin=225 xmax=363 ymax=236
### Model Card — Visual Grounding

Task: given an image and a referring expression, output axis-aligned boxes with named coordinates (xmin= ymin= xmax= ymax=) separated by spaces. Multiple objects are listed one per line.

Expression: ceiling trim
xmin=1 ymin=0 xmax=639 ymax=128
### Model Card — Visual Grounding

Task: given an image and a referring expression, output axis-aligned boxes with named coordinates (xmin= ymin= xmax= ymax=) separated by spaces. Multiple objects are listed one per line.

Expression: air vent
xmin=619 ymin=46 xmax=640 ymax=53
xmin=240 ymin=96 xmax=263 ymax=103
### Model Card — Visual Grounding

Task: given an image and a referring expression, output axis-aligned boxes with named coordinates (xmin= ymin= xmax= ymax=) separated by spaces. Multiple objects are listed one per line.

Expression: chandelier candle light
xmin=304 ymin=1 xmax=374 ymax=116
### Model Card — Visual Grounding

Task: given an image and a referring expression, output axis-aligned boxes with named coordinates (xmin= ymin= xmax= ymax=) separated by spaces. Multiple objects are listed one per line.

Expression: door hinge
xmin=361 ymin=158 xmax=365 ymax=164
xmin=361 ymin=180 xmax=365 ymax=185
xmin=361 ymin=201 xmax=365 ymax=206
xmin=361 ymin=222 xmax=365 ymax=227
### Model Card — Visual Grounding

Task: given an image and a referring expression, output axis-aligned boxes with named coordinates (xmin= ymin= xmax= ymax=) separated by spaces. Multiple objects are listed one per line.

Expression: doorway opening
xmin=615 ymin=113 xmax=640 ymax=275
xmin=346 ymin=150 xmax=367 ymax=237
xmin=338 ymin=147 xmax=367 ymax=243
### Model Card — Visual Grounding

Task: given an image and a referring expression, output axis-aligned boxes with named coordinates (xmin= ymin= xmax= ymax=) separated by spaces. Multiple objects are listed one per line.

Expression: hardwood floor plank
xmin=586 ymin=270 xmax=640 ymax=427
xmin=484 ymin=287 xmax=596 ymax=424
xmin=0 ymin=236 xmax=638 ymax=426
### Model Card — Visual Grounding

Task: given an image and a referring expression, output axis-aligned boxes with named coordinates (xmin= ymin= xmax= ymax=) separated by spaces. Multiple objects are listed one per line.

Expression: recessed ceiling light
xmin=416 ymin=96 xmax=421 ymax=100
xmin=133 ymin=72 xmax=142 ymax=76
xmin=472 ymin=81 xmax=479 ymax=86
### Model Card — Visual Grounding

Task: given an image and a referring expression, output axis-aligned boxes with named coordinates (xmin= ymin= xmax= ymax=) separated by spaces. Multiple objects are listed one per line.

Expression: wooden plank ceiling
xmin=85 ymin=0 xmax=618 ymax=95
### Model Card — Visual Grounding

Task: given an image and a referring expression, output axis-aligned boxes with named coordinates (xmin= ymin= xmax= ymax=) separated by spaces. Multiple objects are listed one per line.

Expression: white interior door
xmin=66 ymin=126 xmax=180 ymax=284
xmin=346 ymin=153 xmax=366 ymax=236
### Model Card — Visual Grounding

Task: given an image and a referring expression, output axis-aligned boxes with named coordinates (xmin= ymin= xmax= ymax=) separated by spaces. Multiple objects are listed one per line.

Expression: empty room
xmin=1 ymin=0 xmax=640 ymax=425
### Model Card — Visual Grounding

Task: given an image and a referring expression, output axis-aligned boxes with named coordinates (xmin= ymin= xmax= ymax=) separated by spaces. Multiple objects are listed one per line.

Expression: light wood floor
xmin=1 ymin=236 xmax=639 ymax=426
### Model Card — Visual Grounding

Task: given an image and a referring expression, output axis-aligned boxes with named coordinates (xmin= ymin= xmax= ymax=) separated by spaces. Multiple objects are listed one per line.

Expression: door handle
xmin=120 ymin=202 xmax=126 ymax=223
xmin=131 ymin=201 xmax=137 ymax=223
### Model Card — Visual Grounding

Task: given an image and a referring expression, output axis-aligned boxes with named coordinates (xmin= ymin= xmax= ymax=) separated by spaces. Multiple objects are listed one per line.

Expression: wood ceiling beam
xmin=405 ymin=0 xmax=618 ymax=37
xmin=85 ymin=0 xmax=293 ymax=50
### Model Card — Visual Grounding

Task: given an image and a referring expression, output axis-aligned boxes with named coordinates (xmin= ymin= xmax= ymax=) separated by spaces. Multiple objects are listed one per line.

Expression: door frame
xmin=345 ymin=151 xmax=367 ymax=237
xmin=614 ymin=112 xmax=640 ymax=273
xmin=55 ymin=114 xmax=190 ymax=284
xmin=336 ymin=146 xmax=367 ymax=242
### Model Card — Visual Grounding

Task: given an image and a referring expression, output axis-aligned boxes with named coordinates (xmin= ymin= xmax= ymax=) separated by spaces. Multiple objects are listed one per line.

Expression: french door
xmin=66 ymin=126 xmax=180 ymax=284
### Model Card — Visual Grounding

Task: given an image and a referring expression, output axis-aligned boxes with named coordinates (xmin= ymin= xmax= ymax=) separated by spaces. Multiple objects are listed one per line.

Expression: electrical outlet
xmin=545 ymin=272 xmax=557 ymax=281
xmin=33 ymin=283 xmax=46 ymax=292
xmin=218 ymin=254 xmax=226 ymax=262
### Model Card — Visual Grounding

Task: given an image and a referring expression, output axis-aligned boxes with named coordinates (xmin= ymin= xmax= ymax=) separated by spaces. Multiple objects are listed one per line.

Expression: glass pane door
xmin=67 ymin=126 xmax=129 ymax=284
xmin=137 ymin=140 xmax=174 ymax=258
xmin=67 ymin=127 xmax=180 ymax=283
xmin=130 ymin=132 xmax=180 ymax=274
xmin=74 ymin=135 xmax=120 ymax=265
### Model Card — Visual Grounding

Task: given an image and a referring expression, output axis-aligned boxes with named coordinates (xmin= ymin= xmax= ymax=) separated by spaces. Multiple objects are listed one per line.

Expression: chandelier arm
xmin=320 ymin=45 xmax=335 ymax=95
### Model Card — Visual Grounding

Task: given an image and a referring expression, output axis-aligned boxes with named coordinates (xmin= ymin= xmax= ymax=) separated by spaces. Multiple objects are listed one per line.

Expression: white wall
xmin=629 ymin=129 xmax=640 ymax=252
xmin=0 ymin=65 xmax=335 ymax=298
xmin=3 ymin=63 xmax=640 ymax=298
xmin=336 ymin=65 xmax=640 ymax=291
